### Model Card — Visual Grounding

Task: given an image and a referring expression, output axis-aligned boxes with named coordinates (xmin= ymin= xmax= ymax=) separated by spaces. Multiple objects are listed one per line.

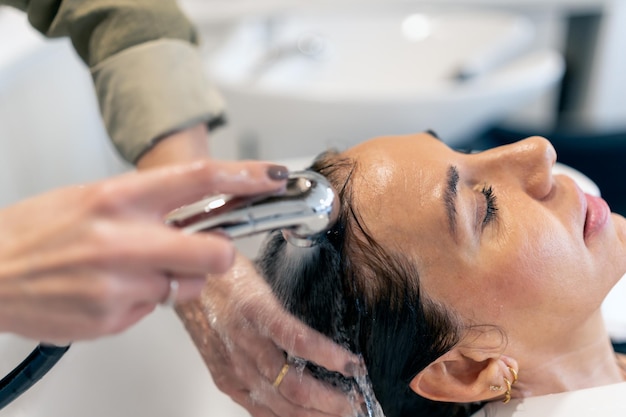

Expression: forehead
xmin=343 ymin=133 xmax=453 ymax=251
xmin=344 ymin=133 xmax=451 ymax=198
xmin=345 ymin=133 xmax=445 ymax=161
xmin=344 ymin=133 xmax=450 ymax=185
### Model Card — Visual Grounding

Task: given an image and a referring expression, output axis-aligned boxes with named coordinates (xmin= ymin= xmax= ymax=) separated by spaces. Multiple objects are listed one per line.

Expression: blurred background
xmin=0 ymin=0 xmax=624 ymax=415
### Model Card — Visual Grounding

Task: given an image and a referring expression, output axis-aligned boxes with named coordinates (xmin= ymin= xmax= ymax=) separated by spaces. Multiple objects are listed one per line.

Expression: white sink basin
xmin=207 ymin=4 xmax=564 ymax=160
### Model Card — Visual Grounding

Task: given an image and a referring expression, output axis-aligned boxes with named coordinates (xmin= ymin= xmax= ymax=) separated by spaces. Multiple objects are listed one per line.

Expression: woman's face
xmin=344 ymin=133 xmax=626 ymax=348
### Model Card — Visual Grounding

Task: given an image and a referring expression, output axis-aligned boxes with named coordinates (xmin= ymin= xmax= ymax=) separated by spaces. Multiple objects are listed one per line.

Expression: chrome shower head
xmin=165 ymin=171 xmax=339 ymax=247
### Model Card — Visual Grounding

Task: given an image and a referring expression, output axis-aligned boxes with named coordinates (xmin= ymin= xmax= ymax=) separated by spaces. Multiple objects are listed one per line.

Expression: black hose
xmin=0 ymin=343 xmax=70 ymax=410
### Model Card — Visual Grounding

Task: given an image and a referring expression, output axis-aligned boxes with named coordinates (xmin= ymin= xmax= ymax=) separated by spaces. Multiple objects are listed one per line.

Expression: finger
xmin=219 ymin=255 xmax=362 ymax=376
xmin=264 ymin=309 xmax=362 ymax=377
xmin=231 ymin=391 xmax=279 ymax=417
xmin=145 ymin=230 xmax=236 ymax=274
xmin=232 ymin=320 xmax=356 ymax=416
xmin=81 ymin=301 xmax=157 ymax=339
xmin=112 ymin=159 xmax=288 ymax=214
xmin=86 ymin=221 xmax=237 ymax=275
xmin=252 ymin=342 xmax=356 ymax=416
xmin=35 ymin=299 xmax=156 ymax=342
xmin=155 ymin=273 xmax=206 ymax=306
xmin=168 ymin=274 xmax=206 ymax=303
xmin=205 ymin=333 xmax=299 ymax=416
xmin=276 ymin=365 xmax=358 ymax=417
xmin=249 ymin=380 xmax=341 ymax=417
xmin=126 ymin=272 xmax=205 ymax=307
xmin=75 ymin=268 xmax=204 ymax=313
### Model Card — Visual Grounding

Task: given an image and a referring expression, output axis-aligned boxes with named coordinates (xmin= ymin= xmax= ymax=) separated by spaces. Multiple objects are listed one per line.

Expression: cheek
xmin=418 ymin=215 xmax=607 ymax=323
xmin=485 ymin=223 xmax=596 ymax=314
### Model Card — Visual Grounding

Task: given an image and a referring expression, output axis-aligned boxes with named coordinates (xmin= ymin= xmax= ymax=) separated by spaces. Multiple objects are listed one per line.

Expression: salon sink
xmin=206 ymin=4 xmax=564 ymax=160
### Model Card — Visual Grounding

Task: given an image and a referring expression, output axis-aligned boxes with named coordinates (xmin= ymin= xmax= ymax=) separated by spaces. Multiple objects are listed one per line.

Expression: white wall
xmin=0 ymin=8 xmax=128 ymax=208
xmin=577 ymin=0 xmax=626 ymax=131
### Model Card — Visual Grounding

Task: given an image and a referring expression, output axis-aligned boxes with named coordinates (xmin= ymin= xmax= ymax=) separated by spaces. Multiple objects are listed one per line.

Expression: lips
xmin=583 ymin=193 xmax=610 ymax=241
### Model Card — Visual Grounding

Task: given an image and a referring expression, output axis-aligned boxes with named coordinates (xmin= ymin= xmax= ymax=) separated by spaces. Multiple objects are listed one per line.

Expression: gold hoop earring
xmin=503 ymin=377 xmax=512 ymax=403
xmin=502 ymin=366 xmax=518 ymax=403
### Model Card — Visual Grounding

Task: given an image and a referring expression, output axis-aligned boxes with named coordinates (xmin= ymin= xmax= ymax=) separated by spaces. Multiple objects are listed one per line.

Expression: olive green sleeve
xmin=2 ymin=0 xmax=225 ymax=163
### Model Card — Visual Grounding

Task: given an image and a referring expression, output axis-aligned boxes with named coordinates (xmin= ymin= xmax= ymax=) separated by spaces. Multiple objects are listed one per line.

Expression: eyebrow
xmin=444 ymin=165 xmax=459 ymax=238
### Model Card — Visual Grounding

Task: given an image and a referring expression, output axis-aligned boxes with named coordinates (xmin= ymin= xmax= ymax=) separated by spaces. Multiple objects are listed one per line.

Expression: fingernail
xmin=360 ymin=401 xmax=369 ymax=416
xmin=344 ymin=360 xmax=365 ymax=376
xmin=267 ymin=165 xmax=289 ymax=181
xmin=344 ymin=362 xmax=357 ymax=375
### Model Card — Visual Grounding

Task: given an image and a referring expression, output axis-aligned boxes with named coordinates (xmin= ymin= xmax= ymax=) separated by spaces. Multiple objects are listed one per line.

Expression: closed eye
xmin=481 ymin=184 xmax=498 ymax=227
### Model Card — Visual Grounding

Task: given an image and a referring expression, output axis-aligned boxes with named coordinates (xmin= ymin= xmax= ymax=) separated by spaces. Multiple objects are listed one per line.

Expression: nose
xmin=480 ymin=136 xmax=557 ymax=199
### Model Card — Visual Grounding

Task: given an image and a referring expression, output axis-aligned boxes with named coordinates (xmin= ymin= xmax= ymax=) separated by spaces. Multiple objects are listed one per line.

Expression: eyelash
xmin=481 ymin=185 xmax=498 ymax=226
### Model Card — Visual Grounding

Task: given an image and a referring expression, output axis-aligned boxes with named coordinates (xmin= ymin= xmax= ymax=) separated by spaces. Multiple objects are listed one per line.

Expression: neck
xmin=513 ymin=312 xmax=624 ymax=398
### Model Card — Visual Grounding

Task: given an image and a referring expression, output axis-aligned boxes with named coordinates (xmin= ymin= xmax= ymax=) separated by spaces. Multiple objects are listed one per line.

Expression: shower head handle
xmin=165 ymin=171 xmax=339 ymax=245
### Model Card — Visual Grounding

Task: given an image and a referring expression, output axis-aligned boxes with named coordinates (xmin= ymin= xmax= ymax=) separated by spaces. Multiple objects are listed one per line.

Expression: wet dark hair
xmin=256 ymin=151 xmax=480 ymax=417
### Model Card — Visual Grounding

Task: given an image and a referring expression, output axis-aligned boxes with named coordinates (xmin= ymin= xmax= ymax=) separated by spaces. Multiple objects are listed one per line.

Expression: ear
xmin=409 ymin=347 xmax=518 ymax=403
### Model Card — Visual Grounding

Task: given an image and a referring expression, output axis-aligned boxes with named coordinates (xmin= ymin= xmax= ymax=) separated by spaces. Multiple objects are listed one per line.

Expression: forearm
xmin=91 ymin=39 xmax=224 ymax=164
xmin=135 ymin=123 xmax=211 ymax=169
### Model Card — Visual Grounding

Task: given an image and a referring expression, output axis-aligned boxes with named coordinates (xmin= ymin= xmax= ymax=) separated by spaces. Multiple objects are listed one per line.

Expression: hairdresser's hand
xmin=177 ymin=255 xmax=363 ymax=417
xmin=0 ymin=160 xmax=287 ymax=344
